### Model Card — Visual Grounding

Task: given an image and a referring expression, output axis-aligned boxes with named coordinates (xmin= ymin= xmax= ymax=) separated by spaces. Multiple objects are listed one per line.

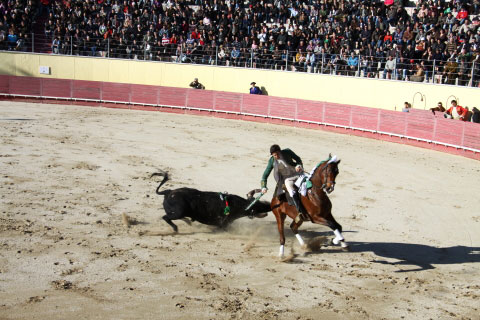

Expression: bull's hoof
xmin=341 ymin=245 xmax=350 ymax=252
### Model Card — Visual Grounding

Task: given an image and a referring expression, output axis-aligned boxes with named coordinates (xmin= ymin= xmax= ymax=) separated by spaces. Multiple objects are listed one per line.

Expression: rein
xmin=309 ymin=157 xmax=331 ymax=189
xmin=308 ymin=155 xmax=339 ymax=200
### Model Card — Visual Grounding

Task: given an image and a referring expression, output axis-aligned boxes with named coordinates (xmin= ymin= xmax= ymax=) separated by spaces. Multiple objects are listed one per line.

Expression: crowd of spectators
xmin=3 ymin=0 xmax=480 ymax=87
xmin=0 ymin=0 xmax=37 ymax=51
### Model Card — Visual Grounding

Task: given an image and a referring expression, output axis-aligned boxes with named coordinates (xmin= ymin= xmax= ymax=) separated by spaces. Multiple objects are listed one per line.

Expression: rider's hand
xmin=295 ymin=165 xmax=303 ymax=172
xmin=261 ymin=187 xmax=268 ymax=194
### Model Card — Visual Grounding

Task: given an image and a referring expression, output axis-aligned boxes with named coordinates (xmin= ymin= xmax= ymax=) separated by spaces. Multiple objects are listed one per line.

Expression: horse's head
xmin=314 ymin=154 xmax=341 ymax=194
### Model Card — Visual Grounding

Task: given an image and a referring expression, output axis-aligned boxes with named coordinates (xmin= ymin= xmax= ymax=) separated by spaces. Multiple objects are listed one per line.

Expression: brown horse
xmin=270 ymin=155 xmax=348 ymax=257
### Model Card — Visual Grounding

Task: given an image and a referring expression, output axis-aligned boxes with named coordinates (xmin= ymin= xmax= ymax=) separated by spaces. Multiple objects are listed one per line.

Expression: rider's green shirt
xmin=261 ymin=148 xmax=303 ymax=188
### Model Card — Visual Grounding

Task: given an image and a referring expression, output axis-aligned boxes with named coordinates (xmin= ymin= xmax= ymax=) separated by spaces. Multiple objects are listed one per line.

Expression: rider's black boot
xmin=292 ymin=192 xmax=306 ymax=218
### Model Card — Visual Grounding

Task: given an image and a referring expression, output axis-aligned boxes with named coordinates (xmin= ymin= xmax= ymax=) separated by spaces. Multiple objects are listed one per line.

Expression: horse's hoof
xmin=279 ymin=254 xmax=296 ymax=263
xmin=340 ymin=242 xmax=350 ymax=251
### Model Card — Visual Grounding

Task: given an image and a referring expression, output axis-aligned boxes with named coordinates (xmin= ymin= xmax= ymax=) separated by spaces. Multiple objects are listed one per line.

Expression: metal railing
xmin=1 ymin=74 xmax=479 ymax=158
xmin=2 ymin=33 xmax=480 ymax=88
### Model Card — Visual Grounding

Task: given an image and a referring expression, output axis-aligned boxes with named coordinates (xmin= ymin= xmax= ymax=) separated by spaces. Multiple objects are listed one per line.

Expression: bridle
xmin=310 ymin=158 xmax=338 ymax=195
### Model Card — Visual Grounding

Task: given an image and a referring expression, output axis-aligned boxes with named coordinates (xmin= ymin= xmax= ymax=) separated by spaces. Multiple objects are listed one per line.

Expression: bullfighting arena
xmin=1 ymin=100 xmax=479 ymax=320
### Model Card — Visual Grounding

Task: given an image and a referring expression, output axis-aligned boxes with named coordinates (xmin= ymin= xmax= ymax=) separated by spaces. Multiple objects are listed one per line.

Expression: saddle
xmin=277 ymin=186 xmax=311 ymax=222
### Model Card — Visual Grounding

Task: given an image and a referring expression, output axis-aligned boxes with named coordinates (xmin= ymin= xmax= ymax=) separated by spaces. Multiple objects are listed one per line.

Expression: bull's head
xmin=245 ymin=189 xmax=270 ymax=219
xmin=246 ymin=201 xmax=270 ymax=219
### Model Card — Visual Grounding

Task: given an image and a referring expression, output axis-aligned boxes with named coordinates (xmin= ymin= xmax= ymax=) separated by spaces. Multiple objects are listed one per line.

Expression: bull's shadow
xmin=346 ymin=241 xmax=479 ymax=272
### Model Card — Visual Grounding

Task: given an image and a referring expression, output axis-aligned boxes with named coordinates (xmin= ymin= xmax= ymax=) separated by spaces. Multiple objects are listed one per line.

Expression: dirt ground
xmin=0 ymin=101 xmax=479 ymax=320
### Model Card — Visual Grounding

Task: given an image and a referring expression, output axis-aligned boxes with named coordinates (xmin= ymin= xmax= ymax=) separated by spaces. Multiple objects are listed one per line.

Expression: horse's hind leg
xmin=274 ymin=211 xmax=287 ymax=257
xmin=289 ymin=220 xmax=306 ymax=248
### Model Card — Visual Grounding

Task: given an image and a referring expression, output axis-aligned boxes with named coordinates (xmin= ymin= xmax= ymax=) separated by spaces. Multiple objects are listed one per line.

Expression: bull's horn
xmin=150 ymin=170 xmax=167 ymax=179
xmin=246 ymin=188 xmax=262 ymax=199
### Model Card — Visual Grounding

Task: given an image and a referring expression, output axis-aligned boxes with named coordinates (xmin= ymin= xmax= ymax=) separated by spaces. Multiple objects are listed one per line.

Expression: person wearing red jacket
xmin=457 ymin=7 xmax=469 ymax=21
xmin=445 ymin=100 xmax=468 ymax=121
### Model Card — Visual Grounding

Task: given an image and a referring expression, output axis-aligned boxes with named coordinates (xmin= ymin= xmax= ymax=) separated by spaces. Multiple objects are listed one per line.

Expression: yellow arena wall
xmin=1 ymin=51 xmax=479 ymax=111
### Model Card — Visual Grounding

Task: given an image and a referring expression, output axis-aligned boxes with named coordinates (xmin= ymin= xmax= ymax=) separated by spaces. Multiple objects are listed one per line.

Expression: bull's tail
xmin=150 ymin=171 xmax=171 ymax=196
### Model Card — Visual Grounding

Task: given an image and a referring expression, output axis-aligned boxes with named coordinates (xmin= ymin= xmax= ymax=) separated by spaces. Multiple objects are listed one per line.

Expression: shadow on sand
xmin=287 ymin=229 xmax=479 ymax=272
xmin=347 ymin=241 xmax=480 ymax=272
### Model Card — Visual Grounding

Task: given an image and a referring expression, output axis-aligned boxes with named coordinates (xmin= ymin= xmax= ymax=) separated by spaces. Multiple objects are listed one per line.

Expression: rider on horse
xmin=261 ymin=144 xmax=306 ymax=218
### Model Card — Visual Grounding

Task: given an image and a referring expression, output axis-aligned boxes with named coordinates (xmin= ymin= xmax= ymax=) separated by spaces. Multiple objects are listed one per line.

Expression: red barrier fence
xmin=1 ymin=75 xmax=479 ymax=159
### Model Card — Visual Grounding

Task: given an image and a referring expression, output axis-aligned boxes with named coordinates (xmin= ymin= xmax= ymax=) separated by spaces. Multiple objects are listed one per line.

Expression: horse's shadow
xmin=295 ymin=230 xmax=479 ymax=272
xmin=347 ymin=241 xmax=480 ymax=272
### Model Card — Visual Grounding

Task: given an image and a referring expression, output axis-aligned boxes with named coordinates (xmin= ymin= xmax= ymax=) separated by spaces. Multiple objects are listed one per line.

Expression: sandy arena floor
xmin=0 ymin=101 xmax=479 ymax=320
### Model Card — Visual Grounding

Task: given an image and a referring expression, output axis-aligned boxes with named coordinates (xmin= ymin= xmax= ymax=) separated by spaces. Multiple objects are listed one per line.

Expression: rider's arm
xmin=284 ymin=148 xmax=303 ymax=166
xmin=261 ymin=156 xmax=274 ymax=188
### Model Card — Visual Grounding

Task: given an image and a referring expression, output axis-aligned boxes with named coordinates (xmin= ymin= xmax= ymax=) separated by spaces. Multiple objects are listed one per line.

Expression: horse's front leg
xmin=328 ymin=220 xmax=349 ymax=250
xmin=310 ymin=214 xmax=348 ymax=250
xmin=274 ymin=210 xmax=287 ymax=257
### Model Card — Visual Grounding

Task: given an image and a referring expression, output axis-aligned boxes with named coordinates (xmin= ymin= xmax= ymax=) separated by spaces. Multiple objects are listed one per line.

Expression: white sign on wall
xmin=39 ymin=66 xmax=50 ymax=75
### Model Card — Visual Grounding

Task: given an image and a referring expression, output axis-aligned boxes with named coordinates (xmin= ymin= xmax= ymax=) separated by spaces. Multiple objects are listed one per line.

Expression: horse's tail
xmin=150 ymin=171 xmax=171 ymax=196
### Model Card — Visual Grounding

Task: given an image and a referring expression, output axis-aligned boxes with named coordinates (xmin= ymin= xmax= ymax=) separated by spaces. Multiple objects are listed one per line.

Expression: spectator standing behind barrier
xmin=402 ymin=102 xmax=411 ymax=113
xmin=445 ymin=100 xmax=468 ymax=121
xmin=249 ymin=82 xmax=262 ymax=95
xmin=189 ymin=78 xmax=204 ymax=90
xmin=471 ymin=107 xmax=480 ymax=123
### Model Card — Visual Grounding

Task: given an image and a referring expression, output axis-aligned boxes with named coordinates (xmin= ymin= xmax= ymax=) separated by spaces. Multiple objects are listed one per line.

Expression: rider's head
xmin=270 ymin=144 xmax=281 ymax=159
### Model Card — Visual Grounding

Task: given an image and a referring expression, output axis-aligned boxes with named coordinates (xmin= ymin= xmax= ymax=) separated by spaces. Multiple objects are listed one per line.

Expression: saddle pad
xmin=295 ymin=174 xmax=312 ymax=196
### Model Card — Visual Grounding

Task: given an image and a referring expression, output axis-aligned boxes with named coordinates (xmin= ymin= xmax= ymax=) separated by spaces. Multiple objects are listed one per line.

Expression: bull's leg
xmin=162 ymin=200 xmax=188 ymax=233
xmin=162 ymin=215 xmax=178 ymax=233
xmin=289 ymin=220 xmax=305 ymax=248
xmin=181 ymin=218 xmax=192 ymax=225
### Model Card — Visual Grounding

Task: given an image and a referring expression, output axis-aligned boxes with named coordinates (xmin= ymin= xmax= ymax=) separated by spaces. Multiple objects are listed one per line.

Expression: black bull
xmin=151 ymin=172 xmax=271 ymax=232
